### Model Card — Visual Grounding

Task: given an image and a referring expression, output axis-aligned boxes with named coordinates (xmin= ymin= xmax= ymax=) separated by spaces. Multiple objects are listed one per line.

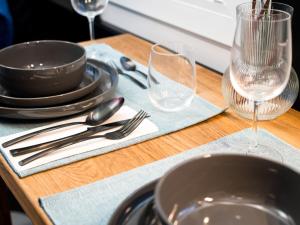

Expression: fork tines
xmin=119 ymin=110 xmax=149 ymax=136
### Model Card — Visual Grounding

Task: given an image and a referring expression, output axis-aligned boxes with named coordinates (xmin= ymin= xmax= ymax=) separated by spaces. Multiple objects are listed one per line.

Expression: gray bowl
xmin=155 ymin=154 xmax=300 ymax=225
xmin=0 ymin=40 xmax=86 ymax=97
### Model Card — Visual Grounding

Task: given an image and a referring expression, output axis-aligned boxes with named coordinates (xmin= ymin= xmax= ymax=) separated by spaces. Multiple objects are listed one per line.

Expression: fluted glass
xmin=222 ymin=67 xmax=299 ymax=120
xmin=229 ymin=2 xmax=293 ymax=161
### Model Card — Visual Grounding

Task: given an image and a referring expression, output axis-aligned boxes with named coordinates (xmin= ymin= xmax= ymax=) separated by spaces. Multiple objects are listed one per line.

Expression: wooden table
xmin=0 ymin=34 xmax=299 ymax=225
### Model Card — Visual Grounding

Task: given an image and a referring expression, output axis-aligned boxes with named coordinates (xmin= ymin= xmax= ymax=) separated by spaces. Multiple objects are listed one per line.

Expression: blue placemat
xmin=0 ymin=44 xmax=224 ymax=177
xmin=39 ymin=128 xmax=300 ymax=225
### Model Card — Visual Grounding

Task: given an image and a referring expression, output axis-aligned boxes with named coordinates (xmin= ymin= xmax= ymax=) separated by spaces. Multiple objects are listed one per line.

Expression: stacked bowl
xmin=109 ymin=154 xmax=300 ymax=225
xmin=0 ymin=40 xmax=118 ymax=119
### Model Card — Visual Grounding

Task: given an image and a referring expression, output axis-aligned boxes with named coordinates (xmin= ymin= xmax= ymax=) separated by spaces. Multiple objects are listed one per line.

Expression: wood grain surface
xmin=0 ymin=34 xmax=299 ymax=225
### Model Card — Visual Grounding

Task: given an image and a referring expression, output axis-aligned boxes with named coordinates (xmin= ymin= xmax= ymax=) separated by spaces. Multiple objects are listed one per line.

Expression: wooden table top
xmin=0 ymin=34 xmax=300 ymax=225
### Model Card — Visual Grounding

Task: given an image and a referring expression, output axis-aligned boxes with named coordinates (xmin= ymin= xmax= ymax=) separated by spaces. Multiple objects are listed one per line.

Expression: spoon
xmin=109 ymin=61 xmax=147 ymax=89
xmin=2 ymin=97 xmax=125 ymax=148
xmin=120 ymin=56 xmax=159 ymax=84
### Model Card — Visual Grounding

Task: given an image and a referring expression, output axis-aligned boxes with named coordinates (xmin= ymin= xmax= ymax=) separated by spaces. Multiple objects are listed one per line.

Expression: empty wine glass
xmin=147 ymin=43 xmax=196 ymax=112
xmin=71 ymin=0 xmax=109 ymax=57
xmin=230 ymin=2 xmax=292 ymax=161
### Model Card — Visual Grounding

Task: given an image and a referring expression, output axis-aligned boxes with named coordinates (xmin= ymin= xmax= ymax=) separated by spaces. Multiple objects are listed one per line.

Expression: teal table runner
xmin=0 ymin=44 xmax=224 ymax=177
xmin=39 ymin=128 xmax=300 ymax=225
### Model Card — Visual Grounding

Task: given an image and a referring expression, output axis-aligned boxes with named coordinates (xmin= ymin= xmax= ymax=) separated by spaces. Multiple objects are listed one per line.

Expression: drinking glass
xmin=230 ymin=2 xmax=292 ymax=161
xmin=71 ymin=0 xmax=109 ymax=57
xmin=147 ymin=43 xmax=196 ymax=112
xmin=222 ymin=66 xmax=299 ymax=121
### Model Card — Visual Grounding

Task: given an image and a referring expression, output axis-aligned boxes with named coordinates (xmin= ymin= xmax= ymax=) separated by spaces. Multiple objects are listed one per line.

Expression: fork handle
xmin=119 ymin=72 xmax=147 ymax=89
xmin=10 ymin=129 xmax=93 ymax=157
xmin=18 ymin=134 xmax=106 ymax=166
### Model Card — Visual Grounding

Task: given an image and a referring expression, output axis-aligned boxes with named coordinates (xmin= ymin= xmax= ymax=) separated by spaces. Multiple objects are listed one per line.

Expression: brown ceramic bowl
xmin=0 ymin=40 xmax=86 ymax=97
xmin=155 ymin=154 xmax=300 ymax=225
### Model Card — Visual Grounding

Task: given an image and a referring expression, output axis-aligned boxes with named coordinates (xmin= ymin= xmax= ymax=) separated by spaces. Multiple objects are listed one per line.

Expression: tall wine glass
xmin=230 ymin=2 xmax=292 ymax=161
xmin=71 ymin=0 xmax=109 ymax=57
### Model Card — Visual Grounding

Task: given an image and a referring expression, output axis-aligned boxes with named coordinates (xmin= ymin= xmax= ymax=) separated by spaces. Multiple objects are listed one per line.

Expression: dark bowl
xmin=0 ymin=40 xmax=86 ymax=97
xmin=155 ymin=154 xmax=300 ymax=225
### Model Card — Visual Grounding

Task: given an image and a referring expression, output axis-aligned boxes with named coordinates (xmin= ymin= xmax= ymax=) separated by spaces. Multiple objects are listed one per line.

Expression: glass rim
xmin=151 ymin=43 xmax=184 ymax=57
xmin=237 ymin=2 xmax=294 ymax=11
xmin=269 ymin=2 xmax=294 ymax=10
xmin=236 ymin=3 xmax=292 ymax=22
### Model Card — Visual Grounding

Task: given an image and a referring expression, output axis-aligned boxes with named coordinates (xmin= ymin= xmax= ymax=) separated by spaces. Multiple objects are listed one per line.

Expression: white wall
xmin=102 ymin=0 xmax=245 ymax=73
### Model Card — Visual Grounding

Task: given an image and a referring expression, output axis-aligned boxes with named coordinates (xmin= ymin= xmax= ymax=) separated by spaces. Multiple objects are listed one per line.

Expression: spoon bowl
xmin=120 ymin=56 xmax=159 ymax=84
xmin=2 ymin=97 xmax=125 ymax=147
xmin=120 ymin=56 xmax=138 ymax=72
xmin=86 ymin=97 xmax=124 ymax=126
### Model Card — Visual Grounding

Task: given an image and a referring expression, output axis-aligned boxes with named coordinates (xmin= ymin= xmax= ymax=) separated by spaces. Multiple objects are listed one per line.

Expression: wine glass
xmin=230 ymin=2 xmax=292 ymax=161
xmin=71 ymin=0 xmax=109 ymax=57
xmin=147 ymin=43 xmax=196 ymax=112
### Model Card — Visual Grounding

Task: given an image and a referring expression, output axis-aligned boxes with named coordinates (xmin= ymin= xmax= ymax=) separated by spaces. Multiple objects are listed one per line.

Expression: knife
xmin=9 ymin=119 xmax=131 ymax=157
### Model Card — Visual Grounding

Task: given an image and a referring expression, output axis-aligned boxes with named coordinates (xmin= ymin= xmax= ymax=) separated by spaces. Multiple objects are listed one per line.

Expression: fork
xmin=18 ymin=110 xmax=149 ymax=166
xmin=109 ymin=61 xmax=147 ymax=89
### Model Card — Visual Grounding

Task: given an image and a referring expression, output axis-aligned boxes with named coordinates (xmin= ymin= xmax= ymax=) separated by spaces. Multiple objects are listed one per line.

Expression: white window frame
xmin=102 ymin=0 xmax=245 ymax=72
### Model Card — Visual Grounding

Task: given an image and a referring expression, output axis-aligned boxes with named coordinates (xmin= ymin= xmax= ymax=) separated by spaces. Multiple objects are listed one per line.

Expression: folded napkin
xmin=0 ymin=105 xmax=158 ymax=174
xmin=39 ymin=128 xmax=300 ymax=225
xmin=0 ymin=44 xmax=224 ymax=177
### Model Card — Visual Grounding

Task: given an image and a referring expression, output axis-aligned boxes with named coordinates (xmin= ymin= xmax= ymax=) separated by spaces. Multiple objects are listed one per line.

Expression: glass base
xmin=148 ymin=94 xmax=194 ymax=112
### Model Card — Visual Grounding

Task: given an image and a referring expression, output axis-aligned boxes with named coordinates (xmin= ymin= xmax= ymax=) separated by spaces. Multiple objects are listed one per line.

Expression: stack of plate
xmin=109 ymin=155 xmax=300 ymax=225
xmin=0 ymin=59 xmax=118 ymax=119
xmin=108 ymin=180 xmax=158 ymax=225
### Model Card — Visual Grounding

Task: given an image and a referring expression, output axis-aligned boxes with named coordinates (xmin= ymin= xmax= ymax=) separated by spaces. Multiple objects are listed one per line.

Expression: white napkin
xmin=0 ymin=105 xmax=158 ymax=173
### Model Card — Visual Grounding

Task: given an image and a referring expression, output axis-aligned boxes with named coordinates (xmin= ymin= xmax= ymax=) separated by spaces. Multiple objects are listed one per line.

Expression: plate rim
xmin=108 ymin=180 xmax=157 ymax=225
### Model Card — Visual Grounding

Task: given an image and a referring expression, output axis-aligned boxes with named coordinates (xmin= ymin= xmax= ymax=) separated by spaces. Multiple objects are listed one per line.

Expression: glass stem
xmin=252 ymin=100 xmax=259 ymax=148
xmin=88 ymin=17 xmax=95 ymax=40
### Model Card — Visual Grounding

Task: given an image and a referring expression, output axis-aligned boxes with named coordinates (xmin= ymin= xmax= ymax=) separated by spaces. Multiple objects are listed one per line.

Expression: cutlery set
xmin=110 ymin=61 xmax=147 ymax=89
xmin=120 ymin=56 xmax=160 ymax=84
xmin=110 ymin=57 xmax=151 ymax=89
xmin=2 ymin=92 xmax=150 ymax=166
xmin=10 ymin=118 xmax=131 ymax=157
xmin=2 ymin=97 xmax=125 ymax=148
xmin=17 ymin=110 xmax=149 ymax=166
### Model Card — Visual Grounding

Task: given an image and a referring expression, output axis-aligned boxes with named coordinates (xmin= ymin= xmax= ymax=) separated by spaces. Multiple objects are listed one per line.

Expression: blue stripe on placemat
xmin=39 ymin=128 xmax=300 ymax=225
xmin=0 ymin=44 xmax=224 ymax=177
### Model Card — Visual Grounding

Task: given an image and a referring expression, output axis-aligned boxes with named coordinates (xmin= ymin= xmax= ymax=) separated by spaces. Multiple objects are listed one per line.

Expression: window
xmin=103 ymin=0 xmax=245 ymax=72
